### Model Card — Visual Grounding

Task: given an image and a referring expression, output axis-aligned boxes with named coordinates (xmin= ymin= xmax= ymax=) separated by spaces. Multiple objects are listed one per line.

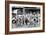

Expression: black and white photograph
xmin=12 ymin=7 xmax=40 ymax=28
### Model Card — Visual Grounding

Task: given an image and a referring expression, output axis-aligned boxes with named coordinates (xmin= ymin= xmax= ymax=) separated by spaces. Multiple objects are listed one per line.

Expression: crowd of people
xmin=12 ymin=7 xmax=40 ymax=28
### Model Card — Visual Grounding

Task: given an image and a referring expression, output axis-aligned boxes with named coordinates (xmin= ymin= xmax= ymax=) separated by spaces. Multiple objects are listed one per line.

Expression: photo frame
xmin=5 ymin=1 xmax=45 ymax=34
